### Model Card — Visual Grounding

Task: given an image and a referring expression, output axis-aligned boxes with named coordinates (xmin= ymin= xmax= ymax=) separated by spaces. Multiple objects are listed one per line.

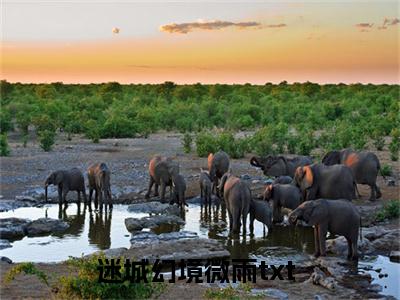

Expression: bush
xmin=85 ymin=120 xmax=101 ymax=143
xmin=58 ymin=254 xmax=164 ymax=299
xmin=38 ymin=130 xmax=56 ymax=151
xmin=0 ymin=134 xmax=10 ymax=156
xmin=375 ymin=200 xmax=400 ymax=222
xmin=4 ymin=262 xmax=48 ymax=285
xmin=195 ymin=131 xmax=218 ymax=157
xmin=0 ymin=110 xmax=13 ymax=133
xmin=296 ymin=130 xmax=314 ymax=156
xmin=250 ymin=127 xmax=275 ymax=156
xmin=372 ymin=130 xmax=385 ymax=151
xmin=182 ymin=132 xmax=193 ymax=153
xmin=389 ymin=129 xmax=400 ymax=161
xmin=380 ymin=164 xmax=392 ymax=177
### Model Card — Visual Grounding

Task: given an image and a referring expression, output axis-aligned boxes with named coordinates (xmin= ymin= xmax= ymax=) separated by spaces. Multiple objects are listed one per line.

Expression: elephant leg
xmin=314 ymin=226 xmax=320 ymax=257
xmin=351 ymin=238 xmax=359 ymax=261
xmin=58 ymin=186 xmax=63 ymax=205
xmin=154 ymin=183 xmax=159 ymax=197
xmin=77 ymin=191 xmax=81 ymax=204
xmin=368 ymin=184 xmax=376 ymax=201
xmin=228 ymin=210 xmax=233 ymax=232
xmin=145 ymin=177 xmax=154 ymax=199
xmin=62 ymin=188 xmax=69 ymax=206
xmin=200 ymin=187 xmax=203 ymax=200
xmin=375 ymin=184 xmax=382 ymax=199
xmin=160 ymin=182 xmax=166 ymax=203
xmin=249 ymin=212 xmax=255 ymax=233
xmin=346 ymin=237 xmax=353 ymax=260
xmin=231 ymin=206 xmax=240 ymax=234
xmin=242 ymin=212 xmax=247 ymax=234
xmin=89 ymin=188 xmax=93 ymax=204
xmin=94 ymin=189 xmax=99 ymax=210
xmin=318 ymin=224 xmax=328 ymax=256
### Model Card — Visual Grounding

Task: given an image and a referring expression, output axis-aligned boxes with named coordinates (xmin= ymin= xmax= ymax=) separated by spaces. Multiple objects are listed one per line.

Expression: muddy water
xmin=0 ymin=203 xmax=398 ymax=297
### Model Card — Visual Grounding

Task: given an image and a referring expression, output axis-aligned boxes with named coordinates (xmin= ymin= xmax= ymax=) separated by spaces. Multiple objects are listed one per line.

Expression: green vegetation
xmin=375 ymin=200 xmax=400 ymax=222
xmin=58 ymin=254 xmax=164 ymax=299
xmin=1 ymin=81 xmax=398 ymax=156
xmin=389 ymin=129 xmax=400 ymax=161
xmin=380 ymin=164 xmax=392 ymax=177
xmin=4 ymin=262 xmax=48 ymax=286
xmin=38 ymin=130 xmax=56 ymax=151
xmin=0 ymin=133 xmax=10 ymax=156
xmin=205 ymin=283 xmax=261 ymax=300
xmin=182 ymin=132 xmax=193 ymax=153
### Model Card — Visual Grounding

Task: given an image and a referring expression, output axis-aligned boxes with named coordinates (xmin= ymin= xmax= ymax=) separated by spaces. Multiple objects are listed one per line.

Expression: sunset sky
xmin=1 ymin=0 xmax=399 ymax=84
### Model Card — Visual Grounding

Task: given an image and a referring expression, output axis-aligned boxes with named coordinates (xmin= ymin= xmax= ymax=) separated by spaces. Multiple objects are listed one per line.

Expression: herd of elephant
xmin=44 ymin=148 xmax=384 ymax=260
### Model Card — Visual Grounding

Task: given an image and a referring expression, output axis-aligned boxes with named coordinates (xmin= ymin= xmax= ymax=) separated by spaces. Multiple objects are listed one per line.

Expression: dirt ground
xmin=0 ymin=132 xmax=399 ymax=299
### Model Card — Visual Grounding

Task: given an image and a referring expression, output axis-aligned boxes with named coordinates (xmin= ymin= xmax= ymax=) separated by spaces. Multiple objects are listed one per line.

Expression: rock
xmin=252 ymin=180 xmax=260 ymax=184
xmin=386 ymin=179 xmax=395 ymax=186
xmin=127 ymin=238 xmax=229 ymax=262
xmin=125 ymin=215 xmax=184 ymax=232
xmin=125 ymin=218 xmax=144 ymax=232
xmin=15 ymin=196 xmax=37 ymax=202
xmin=127 ymin=201 xmax=180 ymax=215
xmin=0 ymin=256 xmax=12 ymax=264
xmin=0 ymin=239 xmax=12 ymax=250
xmin=250 ymin=288 xmax=288 ymax=299
xmin=25 ymin=218 xmax=69 ymax=236
xmin=130 ymin=231 xmax=198 ymax=245
xmin=370 ymin=229 xmax=400 ymax=252
xmin=0 ymin=200 xmax=31 ymax=212
xmin=326 ymin=236 xmax=375 ymax=256
xmin=87 ymin=247 xmax=129 ymax=259
xmin=389 ymin=251 xmax=400 ymax=262
xmin=240 ymin=174 xmax=252 ymax=180
xmin=306 ymin=267 xmax=337 ymax=291
xmin=0 ymin=218 xmax=30 ymax=239
xmin=368 ymin=284 xmax=382 ymax=293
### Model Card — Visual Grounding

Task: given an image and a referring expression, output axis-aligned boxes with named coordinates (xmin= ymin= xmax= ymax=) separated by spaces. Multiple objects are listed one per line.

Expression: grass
xmin=3 ymin=262 xmax=49 ymax=286
xmin=375 ymin=200 xmax=400 ymax=222
xmin=205 ymin=283 xmax=262 ymax=300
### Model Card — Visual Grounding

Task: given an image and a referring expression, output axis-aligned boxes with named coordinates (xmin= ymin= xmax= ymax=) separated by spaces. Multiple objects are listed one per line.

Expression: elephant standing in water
xmin=199 ymin=169 xmax=212 ymax=204
xmin=87 ymin=163 xmax=112 ymax=210
xmin=45 ymin=168 xmax=87 ymax=207
xmin=171 ymin=173 xmax=187 ymax=208
xmin=250 ymin=155 xmax=312 ymax=178
xmin=294 ymin=164 xmax=356 ymax=201
xmin=145 ymin=156 xmax=180 ymax=203
xmin=289 ymin=199 xmax=361 ymax=260
xmin=208 ymin=151 xmax=230 ymax=196
xmin=322 ymin=149 xmax=383 ymax=201
xmin=218 ymin=172 xmax=251 ymax=235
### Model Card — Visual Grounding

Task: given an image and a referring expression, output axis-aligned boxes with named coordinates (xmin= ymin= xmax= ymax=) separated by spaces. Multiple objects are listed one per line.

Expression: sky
xmin=1 ymin=0 xmax=399 ymax=84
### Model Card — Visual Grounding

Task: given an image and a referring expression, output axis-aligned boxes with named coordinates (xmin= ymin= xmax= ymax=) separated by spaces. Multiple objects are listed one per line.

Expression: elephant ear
xmin=54 ymin=171 xmax=64 ymax=185
xmin=218 ymin=173 xmax=229 ymax=193
xmin=294 ymin=167 xmax=304 ymax=187
xmin=322 ymin=151 xmax=340 ymax=165
xmin=305 ymin=201 xmax=326 ymax=226
xmin=263 ymin=184 xmax=274 ymax=201
xmin=207 ymin=153 xmax=214 ymax=172
xmin=302 ymin=166 xmax=314 ymax=190
xmin=277 ymin=156 xmax=289 ymax=174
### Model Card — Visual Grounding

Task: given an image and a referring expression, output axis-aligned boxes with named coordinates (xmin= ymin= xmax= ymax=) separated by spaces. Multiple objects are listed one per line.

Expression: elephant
xmin=272 ymin=176 xmax=293 ymax=185
xmin=249 ymin=199 xmax=273 ymax=233
xmin=87 ymin=163 xmax=112 ymax=210
xmin=171 ymin=173 xmax=187 ymax=208
xmin=288 ymin=199 xmax=361 ymax=260
xmin=263 ymin=184 xmax=302 ymax=223
xmin=45 ymin=168 xmax=87 ymax=206
xmin=218 ymin=172 xmax=251 ymax=234
xmin=199 ymin=168 xmax=212 ymax=204
xmin=322 ymin=149 xmax=382 ymax=201
xmin=294 ymin=164 xmax=356 ymax=201
xmin=250 ymin=155 xmax=313 ymax=178
xmin=145 ymin=156 xmax=179 ymax=202
xmin=208 ymin=151 xmax=230 ymax=196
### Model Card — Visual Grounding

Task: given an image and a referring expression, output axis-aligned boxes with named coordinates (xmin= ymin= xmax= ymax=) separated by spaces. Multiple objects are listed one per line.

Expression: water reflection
xmin=88 ymin=209 xmax=112 ymax=249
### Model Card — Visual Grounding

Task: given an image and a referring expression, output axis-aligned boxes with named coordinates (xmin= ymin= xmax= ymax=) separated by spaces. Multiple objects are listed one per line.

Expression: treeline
xmin=0 ymin=80 xmax=399 ymax=159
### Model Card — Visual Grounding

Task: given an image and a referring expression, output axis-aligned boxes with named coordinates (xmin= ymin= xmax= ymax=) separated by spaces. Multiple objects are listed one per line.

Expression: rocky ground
xmin=0 ymin=132 xmax=399 ymax=299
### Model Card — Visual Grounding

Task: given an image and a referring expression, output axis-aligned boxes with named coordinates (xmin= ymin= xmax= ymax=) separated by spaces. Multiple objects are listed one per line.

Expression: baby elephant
xmin=45 ymin=168 xmax=87 ymax=206
xmin=87 ymin=163 xmax=112 ymax=210
xmin=264 ymin=184 xmax=302 ymax=223
xmin=199 ymin=169 xmax=212 ymax=204
xmin=249 ymin=199 xmax=273 ymax=233
xmin=289 ymin=199 xmax=361 ymax=260
xmin=218 ymin=173 xmax=251 ymax=235
xmin=171 ymin=174 xmax=187 ymax=208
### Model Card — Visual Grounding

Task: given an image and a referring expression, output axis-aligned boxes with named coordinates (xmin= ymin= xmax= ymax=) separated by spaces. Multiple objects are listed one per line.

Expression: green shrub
xmin=4 ymin=262 xmax=48 ymax=286
xmin=85 ymin=120 xmax=101 ymax=143
xmin=0 ymin=110 xmax=13 ymax=133
xmin=375 ymin=200 xmax=400 ymax=222
xmin=182 ymin=132 xmax=193 ymax=153
xmin=389 ymin=129 xmax=400 ymax=161
xmin=195 ymin=131 xmax=218 ymax=157
xmin=371 ymin=130 xmax=385 ymax=151
xmin=58 ymin=254 xmax=163 ymax=299
xmin=251 ymin=127 xmax=275 ymax=156
xmin=296 ymin=130 xmax=314 ymax=156
xmin=0 ymin=134 xmax=10 ymax=156
xmin=38 ymin=130 xmax=56 ymax=151
xmin=22 ymin=134 xmax=28 ymax=148
xmin=380 ymin=164 xmax=392 ymax=177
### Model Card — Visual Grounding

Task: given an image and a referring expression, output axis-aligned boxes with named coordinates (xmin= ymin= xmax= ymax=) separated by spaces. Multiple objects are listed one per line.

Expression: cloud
xmin=379 ymin=17 xmax=400 ymax=30
xmin=355 ymin=23 xmax=374 ymax=28
xmin=112 ymin=27 xmax=120 ymax=34
xmin=265 ymin=23 xmax=287 ymax=28
xmin=159 ymin=20 xmax=262 ymax=34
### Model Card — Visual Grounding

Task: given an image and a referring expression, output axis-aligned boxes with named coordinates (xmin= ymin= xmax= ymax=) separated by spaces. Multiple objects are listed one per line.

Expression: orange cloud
xmin=265 ymin=23 xmax=287 ymax=28
xmin=355 ymin=23 xmax=373 ymax=28
xmin=379 ymin=17 xmax=399 ymax=30
xmin=160 ymin=20 xmax=261 ymax=34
